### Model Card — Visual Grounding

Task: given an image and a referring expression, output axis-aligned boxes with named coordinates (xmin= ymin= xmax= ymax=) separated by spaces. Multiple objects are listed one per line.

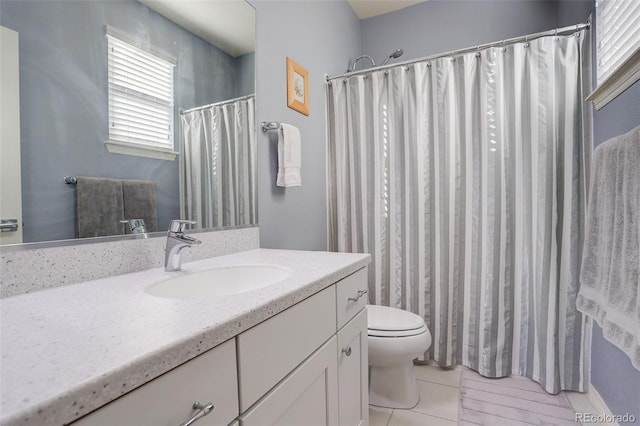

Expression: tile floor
xmin=369 ymin=363 xmax=601 ymax=426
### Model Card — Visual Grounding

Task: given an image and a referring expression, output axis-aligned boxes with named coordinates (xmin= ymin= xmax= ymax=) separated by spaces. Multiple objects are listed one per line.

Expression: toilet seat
xmin=367 ymin=305 xmax=427 ymax=337
xmin=368 ymin=325 xmax=428 ymax=338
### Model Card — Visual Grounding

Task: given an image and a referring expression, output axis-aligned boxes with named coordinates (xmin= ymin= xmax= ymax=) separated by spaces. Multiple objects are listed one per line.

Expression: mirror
xmin=0 ymin=0 xmax=256 ymax=246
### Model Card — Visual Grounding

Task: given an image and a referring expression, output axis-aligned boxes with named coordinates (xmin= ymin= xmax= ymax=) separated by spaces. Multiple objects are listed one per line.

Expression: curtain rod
xmin=326 ymin=21 xmax=590 ymax=81
xmin=180 ymin=93 xmax=255 ymax=115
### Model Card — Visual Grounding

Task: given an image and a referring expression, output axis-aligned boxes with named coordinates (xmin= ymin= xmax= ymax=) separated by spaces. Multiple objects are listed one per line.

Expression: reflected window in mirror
xmin=106 ymin=28 xmax=177 ymax=161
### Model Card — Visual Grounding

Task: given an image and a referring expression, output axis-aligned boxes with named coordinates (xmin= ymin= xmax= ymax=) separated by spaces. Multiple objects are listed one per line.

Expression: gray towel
xmin=75 ymin=177 xmax=124 ymax=238
xmin=122 ymin=179 xmax=158 ymax=233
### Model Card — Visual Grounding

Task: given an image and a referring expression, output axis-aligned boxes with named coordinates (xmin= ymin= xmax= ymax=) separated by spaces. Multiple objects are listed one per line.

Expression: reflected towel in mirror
xmin=75 ymin=177 xmax=124 ymax=238
xmin=122 ymin=180 xmax=157 ymax=233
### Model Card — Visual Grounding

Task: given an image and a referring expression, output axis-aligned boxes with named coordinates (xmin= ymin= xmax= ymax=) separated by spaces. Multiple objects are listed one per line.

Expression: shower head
xmin=380 ymin=49 xmax=404 ymax=66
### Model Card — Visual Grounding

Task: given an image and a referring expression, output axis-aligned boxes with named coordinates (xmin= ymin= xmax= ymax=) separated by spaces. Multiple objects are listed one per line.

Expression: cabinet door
xmin=238 ymin=285 xmax=336 ymax=411
xmin=240 ymin=336 xmax=338 ymax=426
xmin=337 ymin=308 xmax=368 ymax=426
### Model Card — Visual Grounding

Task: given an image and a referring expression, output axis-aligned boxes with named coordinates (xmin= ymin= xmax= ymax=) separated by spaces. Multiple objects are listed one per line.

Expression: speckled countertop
xmin=0 ymin=249 xmax=370 ymax=426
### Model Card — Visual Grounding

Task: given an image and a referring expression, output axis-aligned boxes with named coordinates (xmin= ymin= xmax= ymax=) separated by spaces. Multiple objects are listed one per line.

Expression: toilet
xmin=367 ymin=305 xmax=432 ymax=409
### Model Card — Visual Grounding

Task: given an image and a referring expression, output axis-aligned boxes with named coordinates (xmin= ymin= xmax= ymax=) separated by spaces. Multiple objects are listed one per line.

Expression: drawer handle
xmin=180 ymin=402 xmax=215 ymax=426
xmin=347 ymin=289 xmax=368 ymax=302
xmin=342 ymin=346 xmax=352 ymax=357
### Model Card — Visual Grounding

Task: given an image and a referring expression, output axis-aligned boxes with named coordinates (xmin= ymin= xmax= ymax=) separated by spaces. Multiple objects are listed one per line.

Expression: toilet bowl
xmin=367 ymin=305 xmax=432 ymax=409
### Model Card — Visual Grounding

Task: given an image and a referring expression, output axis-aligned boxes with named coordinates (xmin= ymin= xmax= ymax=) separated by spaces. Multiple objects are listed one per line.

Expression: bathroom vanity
xmin=0 ymin=249 xmax=370 ymax=426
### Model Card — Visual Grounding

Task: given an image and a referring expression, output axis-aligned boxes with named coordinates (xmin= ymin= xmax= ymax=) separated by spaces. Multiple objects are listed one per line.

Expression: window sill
xmin=105 ymin=140 xmax=178 ymax=161
xmin=587 ymin=47 xmax=640 ymax=110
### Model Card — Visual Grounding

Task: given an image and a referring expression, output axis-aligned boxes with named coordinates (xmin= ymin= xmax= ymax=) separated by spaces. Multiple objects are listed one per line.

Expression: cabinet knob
xmin=180 ymin=402 xmax=215 ymax=426
xmin=342 ymin=346 xmax=352 ymax=357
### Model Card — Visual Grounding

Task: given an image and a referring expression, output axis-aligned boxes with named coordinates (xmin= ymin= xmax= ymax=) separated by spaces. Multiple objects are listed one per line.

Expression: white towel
xmin=276 ymin=123 xmax=302 ymax=187
xmin=576 ymin=125 xmax=640 ymax=370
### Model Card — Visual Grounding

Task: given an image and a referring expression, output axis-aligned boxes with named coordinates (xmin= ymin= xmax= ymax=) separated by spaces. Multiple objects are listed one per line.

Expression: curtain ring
xmin=427 ymin=62 xmax=432 ymax=68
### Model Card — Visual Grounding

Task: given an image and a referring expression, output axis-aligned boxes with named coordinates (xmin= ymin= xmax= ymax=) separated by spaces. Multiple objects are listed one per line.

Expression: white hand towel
xmin=576 ymin=125 xmax=640 ymax=370
xmin=276 ymin=123 xmax=302 ymax=187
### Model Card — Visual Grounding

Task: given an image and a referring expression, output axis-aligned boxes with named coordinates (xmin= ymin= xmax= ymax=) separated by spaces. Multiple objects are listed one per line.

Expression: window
xmin=589 ymin=0 xmax=640 ymax=109
xmin=105 ymin=30 xmax=177 ymax=160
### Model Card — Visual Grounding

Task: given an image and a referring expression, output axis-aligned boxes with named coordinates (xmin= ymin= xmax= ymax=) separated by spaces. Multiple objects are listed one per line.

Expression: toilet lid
xmin=367 ymin=305 xmax=426 ymax=333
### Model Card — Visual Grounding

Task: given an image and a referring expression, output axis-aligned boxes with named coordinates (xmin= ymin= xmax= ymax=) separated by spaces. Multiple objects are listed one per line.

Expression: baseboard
xmin=587 ymin=384 xmax=618 ymax=426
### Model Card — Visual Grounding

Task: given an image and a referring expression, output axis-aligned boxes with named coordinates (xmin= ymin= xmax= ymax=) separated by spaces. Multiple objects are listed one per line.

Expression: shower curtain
xmin=180 ymin=96 xmax=256 ymax=228
xmin=327 ymin=32 xmax=592 ymax=393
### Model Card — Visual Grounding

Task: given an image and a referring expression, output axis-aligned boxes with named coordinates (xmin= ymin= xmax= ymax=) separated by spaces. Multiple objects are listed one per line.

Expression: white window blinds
xmin=107 ymin=34 xmax=175 ymax=149
xmin=596 ymin=0 xmax=640 ymax=84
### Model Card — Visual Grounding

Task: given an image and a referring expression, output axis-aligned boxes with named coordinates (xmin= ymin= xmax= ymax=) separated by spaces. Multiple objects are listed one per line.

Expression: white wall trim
xmin=105 ymin=139 xmax=178 ymax=161
xmin=588 ymin=384 xmax=619 ymax=426
xmin=587 ymin=47 xmax=640 ymax=111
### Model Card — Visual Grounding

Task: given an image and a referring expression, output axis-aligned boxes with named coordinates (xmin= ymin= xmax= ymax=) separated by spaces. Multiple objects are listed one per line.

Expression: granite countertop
xmin=0 ymin=248 xmax=370 ymax=426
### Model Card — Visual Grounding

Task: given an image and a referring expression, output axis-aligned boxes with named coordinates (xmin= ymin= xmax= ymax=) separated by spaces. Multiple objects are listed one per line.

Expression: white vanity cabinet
xmin=72 ymin=267 xmax=369 ymax=426
xmin=72 ymin=338 xmax=239 ymax=426
xmin=239 ymin=267 xmax=369 ymax=426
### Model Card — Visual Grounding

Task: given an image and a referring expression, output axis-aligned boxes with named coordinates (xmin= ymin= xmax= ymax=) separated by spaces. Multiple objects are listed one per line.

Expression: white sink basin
xmin=147 ymin=265 xmax=291 ymax=300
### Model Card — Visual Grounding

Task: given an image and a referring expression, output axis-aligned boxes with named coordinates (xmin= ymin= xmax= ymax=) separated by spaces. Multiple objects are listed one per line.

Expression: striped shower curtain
xmin=327 ymin=31 xmax=592 ymax=393
xmin=180 ymin=96 xmax=257 ymax=228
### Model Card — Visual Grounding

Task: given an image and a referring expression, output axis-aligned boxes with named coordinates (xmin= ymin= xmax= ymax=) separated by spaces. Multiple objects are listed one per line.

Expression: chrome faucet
xmin=164 ymin=220 xmax=201 ymax=272
xmin=120 ymin=218 xmax=148 ymax=236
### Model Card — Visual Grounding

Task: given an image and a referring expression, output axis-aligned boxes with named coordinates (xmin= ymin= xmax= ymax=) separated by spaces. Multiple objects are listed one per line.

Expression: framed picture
xmin=286 ymin=57 xmax=309 ymax=116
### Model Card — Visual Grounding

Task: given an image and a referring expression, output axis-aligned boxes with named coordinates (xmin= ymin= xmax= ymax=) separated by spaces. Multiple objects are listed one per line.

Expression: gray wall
xmin=253 ymin=0 xmax=361 ymax=250
xmin=361 ymin=0 xmax=557 ymax=65
xmin=0 ymin=0 xmax=253 ymax=243
xmin=237 ymin=52 xmax=256 ymax=97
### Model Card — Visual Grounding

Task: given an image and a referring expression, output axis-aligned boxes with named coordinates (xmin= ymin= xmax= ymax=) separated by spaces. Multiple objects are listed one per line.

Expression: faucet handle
xmin=168 ymin=220 xmax=197 ymax=234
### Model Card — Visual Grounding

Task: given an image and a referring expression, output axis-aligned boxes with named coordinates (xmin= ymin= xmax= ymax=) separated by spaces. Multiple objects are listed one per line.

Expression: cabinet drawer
xmin=73 ymin=339 xmax=238 ymax=426
xmin=239 ymin=336 xmax=338 ymax=426
xmin=237 ymin=285 xmax=336 ymax=411
xmin=336 ymin=268 xmax=368 ymax=329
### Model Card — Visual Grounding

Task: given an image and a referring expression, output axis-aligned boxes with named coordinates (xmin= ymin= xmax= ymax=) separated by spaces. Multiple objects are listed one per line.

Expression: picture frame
xmin=286 ymin=57 xmax=309 ymax=116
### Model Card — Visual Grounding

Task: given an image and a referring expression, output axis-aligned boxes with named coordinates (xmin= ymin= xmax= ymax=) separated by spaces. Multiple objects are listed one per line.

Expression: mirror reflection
xmin=0 ymin=0 xmax=256 ymax=245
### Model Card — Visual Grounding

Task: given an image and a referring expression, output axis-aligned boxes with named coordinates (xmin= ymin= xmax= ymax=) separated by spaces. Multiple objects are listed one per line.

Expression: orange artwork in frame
xmin=286 ymin=57 xmax=309 ymax=116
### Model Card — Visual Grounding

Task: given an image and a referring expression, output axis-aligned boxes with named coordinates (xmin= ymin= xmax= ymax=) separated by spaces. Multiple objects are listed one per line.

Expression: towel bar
xmin=64 ymin=176 xmax=77 ymax=184
xmin=261 ymin=121 xmax=281 ymax=132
